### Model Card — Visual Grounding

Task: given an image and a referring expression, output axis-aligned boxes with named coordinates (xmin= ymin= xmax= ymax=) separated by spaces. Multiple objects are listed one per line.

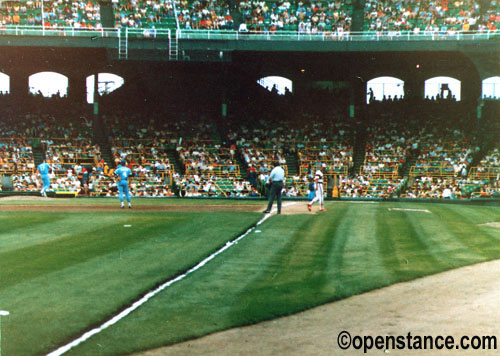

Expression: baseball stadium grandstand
xmin=0 ymin=0 xmax=499 ymax=355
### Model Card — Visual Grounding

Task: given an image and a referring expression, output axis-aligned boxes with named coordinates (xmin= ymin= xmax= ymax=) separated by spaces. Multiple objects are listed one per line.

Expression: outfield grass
xmin=3 ymin=201 xmax=500 ymax=356
xmin=0 ymin=208 xmax=261 ymax=356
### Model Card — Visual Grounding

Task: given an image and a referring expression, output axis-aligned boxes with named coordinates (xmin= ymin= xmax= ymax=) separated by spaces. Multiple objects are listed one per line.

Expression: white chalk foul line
xmin=388 ymin=208 xmax=431 ymax=213
xmin=46 ymin=211 xmax=277 ymax=356
xmin=266 ymin=201 xmax=296 ymax=217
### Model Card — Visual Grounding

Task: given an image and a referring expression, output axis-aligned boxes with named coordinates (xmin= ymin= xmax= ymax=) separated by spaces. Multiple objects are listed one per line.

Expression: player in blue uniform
xmin=114 ymin=160 xmax=132 ymax=208
xmin=37 ymin=160 xmax=51 ymax=197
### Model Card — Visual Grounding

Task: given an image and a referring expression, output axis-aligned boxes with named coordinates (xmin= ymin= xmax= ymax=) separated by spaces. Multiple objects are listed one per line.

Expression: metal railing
xmin=0 ymin=25 xmax=119 ymax=38
xmin=177 ymin=29 xmax=500 ymax=41
xmin=409 ymin=165 xmax=457 ymax=178
xmin=469 ymin=166 xmax=500 ymax=179
xmin=0 ymin=25 xmax=498 ymax=42
xmin=0 ymin=25 xmax=172 ymax=39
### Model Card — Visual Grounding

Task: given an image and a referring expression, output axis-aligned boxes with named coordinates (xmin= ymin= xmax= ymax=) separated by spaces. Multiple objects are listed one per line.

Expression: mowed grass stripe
xmin=378 ymin=206 xmax=450 ymax=280
xmin=0 ymin=213 xmax=136 ymax=254
xmin=442 ymin=204 xmax=500 ymax=226
xmin=339 ymin=204 xmax=394 ymax=293
xmin=440 ymin=205 xmax=500 ymax=241
xmin=1 ymin=211 xmax=261 ymax=356
xmin=402 ymin=206 xmax=484 ymax=266
xmin=0 ymin=213 xmax=185 ymax=290
xmin=0 ymin=214 xmax=68 ymax=251
xmin=433 ymin=205 xmax=500 ymax=259
xmin=232 ymin=207 xmax=350 ymax=323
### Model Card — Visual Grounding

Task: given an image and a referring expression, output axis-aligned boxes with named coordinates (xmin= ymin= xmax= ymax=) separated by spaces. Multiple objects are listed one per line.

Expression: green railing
xmin=177 ymin=29 xmax=500 ymax=41
xmin=0 ymin=26 xmax=498 ymax=42
xmin=0 ymin=25 xmax=119 ymax=38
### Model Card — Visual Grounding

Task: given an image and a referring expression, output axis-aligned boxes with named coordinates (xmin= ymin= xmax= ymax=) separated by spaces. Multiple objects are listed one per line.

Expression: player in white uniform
xmin=308 ymin=164 xmax=326 ymax=212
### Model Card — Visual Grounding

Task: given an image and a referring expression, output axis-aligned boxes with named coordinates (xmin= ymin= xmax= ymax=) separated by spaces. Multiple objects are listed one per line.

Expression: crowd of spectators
xmin=404 ymin=177 xmax=461 ymax=198
xmin=0 ymin=105 xmax=98 ymax=191
xmin=299 ymin=144 xmax=353 ymax=175
xmin=0 ymin=138 xmax=35 ymax=175
xmin=402 ymin=176 xmax=498 ymax=198
xmin=475 ymin=146 xmax=500 ymax=176
xmin=174 ymin=174 xmax=258 ymax=197
xmin=103 ymin=112 xmax=217 ymax=143
xmin=0 ymin=0 xmax=498 ymax=35
xmin=228 ymin=115 xmax=353 ymax=175
xmin=412 ymin=126 xmax=478 ymax=177
xmin=177 ymin=0 xmax=233 ymax=29
xmin=124 ymin=0 xmax=499 ymax=34
xmin=296 ymin=119 xmax=353 ymax=174
xmin=362 ymin=118 xmax=417 ymax=177
xmin=113 ymin=0 xmax=177 ymax=28
xmin=44 ymin=139 xmax=100 ymax=166
xmin=0 ymin=0 xmax=101 ymax=29
xmin=2 ymin=93 xmax=500 ymax=201
xmin=104 ymin=114 xmax=187 ymax=196
xmin=237 ymin=0 xmax=352 ymax=34
xmin=241 ymin=147 xmax=286 ymax=176
xmin=180 ymin=146 xmax=239 ymax=175
xmin=364 ymin=0 xmax=500 ymax=35
xmin=10 ymin=160 xmax=95 ymax=193
xmin=363 ymin=97 xmax=485 ymax=198
xmin=339 ymin=175 xmax=406 ymax=198
xmin=89 ymin=162 xmax=176 ymax=197
xmin=102 ymin=112 xmax=257 ymax=197
xmin=111 ymin=138 xmax=173 ymax=179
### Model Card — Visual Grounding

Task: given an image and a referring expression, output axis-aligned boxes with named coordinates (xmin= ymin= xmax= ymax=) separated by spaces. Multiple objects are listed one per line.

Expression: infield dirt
xmin=0 ymin=199 xmax=317 ymax=214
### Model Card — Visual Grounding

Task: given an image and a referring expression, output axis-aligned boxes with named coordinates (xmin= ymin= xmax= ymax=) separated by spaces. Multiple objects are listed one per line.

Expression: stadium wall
xmin=0 ymin=46 xmax=491 ymax=110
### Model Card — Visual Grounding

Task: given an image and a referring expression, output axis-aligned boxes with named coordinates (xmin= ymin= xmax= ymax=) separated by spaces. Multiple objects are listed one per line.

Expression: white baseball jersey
xmin=314 ymin=169 xmax=324 ymax=184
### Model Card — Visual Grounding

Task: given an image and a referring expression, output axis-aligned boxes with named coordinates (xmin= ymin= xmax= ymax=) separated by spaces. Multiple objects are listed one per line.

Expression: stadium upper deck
xmin=0 ymin=0 xmax=497 ymax=60
xmin=1 ymin=0 xmax=498 ymax=32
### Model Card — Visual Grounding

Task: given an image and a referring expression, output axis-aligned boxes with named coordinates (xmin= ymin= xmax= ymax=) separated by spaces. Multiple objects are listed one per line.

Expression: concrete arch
xmin=425 ymin=76 xmax=461 ymax=101
xmin=0 ymin=72 xmax=10 ymax=94
xmin=86 ymin=73 xmax=125 ymax=104
xmin=366 ymin=76 xmax=404 ymax=103
xmin=257 ymin=76 xmax=293 ymax=95
xmin=482 ymin=76 xmax=500 ymax=99
xmin=29 ymin=71 xmax=69 ymax=97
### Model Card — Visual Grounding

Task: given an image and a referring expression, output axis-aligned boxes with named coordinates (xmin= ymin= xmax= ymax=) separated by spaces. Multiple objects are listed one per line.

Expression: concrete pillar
xmin=68 ymin=72 xmax=88 ymax=104
xmin=9 ymin=70 xmax=30 ymax=99
xmin=351 ymin=76 xmax=366 ymax=118
xmin=404 ymin=77 xmax=425 ymax=100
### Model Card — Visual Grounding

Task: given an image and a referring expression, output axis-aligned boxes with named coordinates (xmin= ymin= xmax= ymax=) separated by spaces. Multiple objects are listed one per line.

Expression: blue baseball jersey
xmin=38 ymin=162 xmax=50 ymax=176
xmin=115 ymin=166 xmax=132 ymax=182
